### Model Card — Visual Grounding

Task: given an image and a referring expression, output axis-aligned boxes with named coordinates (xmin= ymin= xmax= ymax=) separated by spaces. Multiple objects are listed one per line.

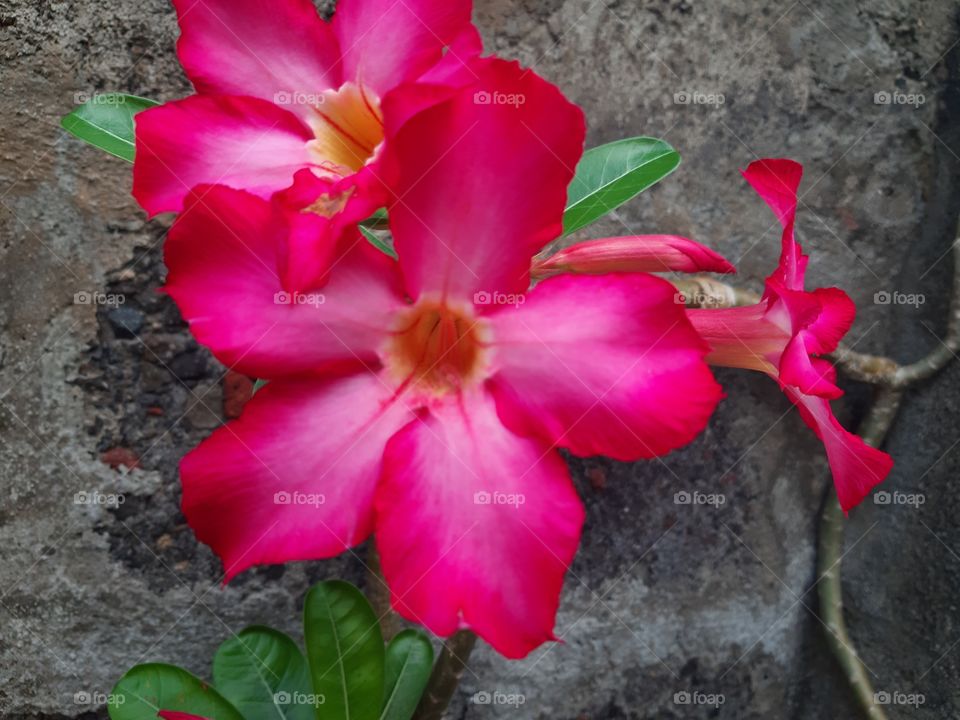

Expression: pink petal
xmin=375 ymin=390 xmax=584 ymax=659
xmin=687 ymin=305 xmax=787 ymax=374
xmin=786 ymin=382 xmax=894 ymax=512
xmin=487 ymin=273 xmax=722 ymax=461
xmin=332 ymin=0 xmax=475 ymax=97
xmin=742 ymin=158 xmax=806 ymax=291
xmin=531 ymin=235 xmax=736 ymax=278
xmin=383 ymin=58 xmax=585 ymax=302
xmin=778 ymin=335 xmax=843 ymax=399
xmin=172 ymin=0 xmax=340 ymax=116
xmin=133 ymin=95 xmax=314 ymax=215
xmin=182 ymin=372 xmax=414 ymax=582
xmin=163 ymin=185 xmax=404 ymax=379
xmin=801 ymin=287 xmax=856 ymax=354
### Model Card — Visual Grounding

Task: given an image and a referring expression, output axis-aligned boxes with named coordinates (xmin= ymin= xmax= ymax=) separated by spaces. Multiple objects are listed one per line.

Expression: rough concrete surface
xmin=1 ymin=0 xmax=959 ymax=718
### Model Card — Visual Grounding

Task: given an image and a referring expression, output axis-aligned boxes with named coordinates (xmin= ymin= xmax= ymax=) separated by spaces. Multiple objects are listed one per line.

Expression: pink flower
xmin=132 ymin=0 xmax=480 ymax=220
xmin=163 ymin=59 xmax=722 ymax=658
xmin=688 ymin=159 xmax=893 ymax=512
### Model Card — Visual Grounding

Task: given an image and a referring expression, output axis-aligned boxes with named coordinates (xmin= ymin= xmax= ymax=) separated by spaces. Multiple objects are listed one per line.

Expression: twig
xmin=832 ymin=238 xmax=960 ymax=387
xmin=817 ymin=386 xmax=902 ymax=720
xmin=366 ymin=542 xmax=402 ymax=642
xmin=412 ymin=630 xmax=478 ymax=720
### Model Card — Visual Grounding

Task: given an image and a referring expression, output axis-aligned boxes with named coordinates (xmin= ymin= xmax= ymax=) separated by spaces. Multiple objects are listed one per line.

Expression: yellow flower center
xmin=307 ymin=82 xmax=384 ymax=178
xmin=383 ymin=299 xmax=491 ymax=396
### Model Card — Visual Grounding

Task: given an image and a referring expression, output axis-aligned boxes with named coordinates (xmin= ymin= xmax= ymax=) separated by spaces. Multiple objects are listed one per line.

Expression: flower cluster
xmin=134 ymin=0 xmax=891 ymax=664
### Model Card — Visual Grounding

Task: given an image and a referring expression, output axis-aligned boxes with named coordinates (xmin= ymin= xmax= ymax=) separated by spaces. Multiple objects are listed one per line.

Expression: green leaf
xmin=360 ymin=208 xmax=389 ymax=229
xmin=253 ymin=379 xmax=268 ymax=394
xmin=303 ymin=581 xmax=385 ymax=720
xmin=563 ymin=136 xmax=681 ymax=235
xmin=109 ymin=663 xmax=243 ymax=720
xmin=61 ymin=93 xmax=159 ymax=163
xmin=213 ymin=626 xmax=315 ymax=720
xmin=380 ymin=630 xmax=434 ymax=720
xmin=359 ymin=225 xmax=398 ymax=260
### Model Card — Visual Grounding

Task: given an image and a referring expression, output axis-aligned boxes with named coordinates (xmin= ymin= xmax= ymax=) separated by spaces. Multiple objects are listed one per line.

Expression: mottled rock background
xmin=1 ymin=0 xmax=959 ymax=717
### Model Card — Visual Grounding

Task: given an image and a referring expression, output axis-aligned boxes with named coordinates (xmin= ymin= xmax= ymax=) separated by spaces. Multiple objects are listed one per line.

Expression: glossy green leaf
xmin=61 ymin=94 xmax=159 ymax=162
xmin=359 ymin=225 xmax=398 ymax=260
xmin=563 ymin=136 xmax=681 ymax=235
xmin=380 ymin=630 xmax=434 ymax=720
xmin=304 ymin=581 xmax=385 ymax=720
xmin=252 ymin=379 xmax=268 ymax=394
xmin=109 ymin=663 xmax=242 ymax=720
xmin=213 ymin=626 xmax=314 ymax=720
xmin=360 ymin=208 xmax=389 ymax=229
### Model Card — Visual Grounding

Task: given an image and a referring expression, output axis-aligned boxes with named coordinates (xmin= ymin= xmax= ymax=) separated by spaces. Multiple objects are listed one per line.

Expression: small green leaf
xmin=563 ymin=136 xmax=681 ymax=235
xmin=359 ymin=225 xmax=398 ymax=260
xmin=360 ymin=208 xmax=389 ymax=229
xmin=304 ymin=581 xmax=385 ymax=720
xmin=109 ymin=663 xmax=242 ymax=720
xmin=253 ymin=379 xmax=268 ymax=394
xmin=61 ymin=93 xmax=159 ymax=163
xmin=380 ymin=630 xmax=434 ymax=720
xmin=213 ymin=626 xmax=314 ymax=720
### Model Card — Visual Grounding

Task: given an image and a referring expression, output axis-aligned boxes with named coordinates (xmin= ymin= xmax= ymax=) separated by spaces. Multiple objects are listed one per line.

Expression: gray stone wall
xmin=1 ymin=0 xmax=958 ymax=717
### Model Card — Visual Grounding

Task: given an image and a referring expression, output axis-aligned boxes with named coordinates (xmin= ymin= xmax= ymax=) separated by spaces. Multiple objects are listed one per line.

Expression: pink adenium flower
xmin=163 ymin=59 xmax=724 ymax=658
xmin=688 ymin=159 xmax=893 ymax=512
xmin=132 ymin=0 xmax=480 ymax=221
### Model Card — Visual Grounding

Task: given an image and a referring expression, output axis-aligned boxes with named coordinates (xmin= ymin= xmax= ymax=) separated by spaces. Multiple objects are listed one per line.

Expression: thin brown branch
xmin=817 ymin=387 xmax=902 ymax=720
xmin=366 ymin=542 xmax=402 ymax=642
xmin=412 ymin=630 xmax=478 ymax=720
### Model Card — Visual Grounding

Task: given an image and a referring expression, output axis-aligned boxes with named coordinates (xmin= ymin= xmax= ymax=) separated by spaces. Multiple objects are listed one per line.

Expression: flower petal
xmin=785 ymin=381 xmax=894 ymax=512
xmin=332 ymin=0 xmax=475 ymax=97
xmin=375 ymin=390 xmax=584 ymax=659
xmin=743 ymin=158 xmax=806 ymax=291
xmin=172 ymin=0 xmax=340 ymax=115
xmin=487 ymin=273 xmax=722 ymax=461
xmin=383 ymin=58 xmax=585 ymax=302
xmin=133 ymin=95 xmax=314 ymax=215
xmin=532 ymin=235 xmax=736 ymax=279
xmin=182 ymin=372 xmax=414 ymax=582
xmin=163 ymin=185 xmax=405 ymax=378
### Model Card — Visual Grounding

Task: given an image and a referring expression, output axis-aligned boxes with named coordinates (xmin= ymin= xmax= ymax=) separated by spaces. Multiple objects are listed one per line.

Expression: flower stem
xmin=412 ymin=630 xmax=478 ymax=720
xmin=817 ymin=386 xmax=901 ymax=720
